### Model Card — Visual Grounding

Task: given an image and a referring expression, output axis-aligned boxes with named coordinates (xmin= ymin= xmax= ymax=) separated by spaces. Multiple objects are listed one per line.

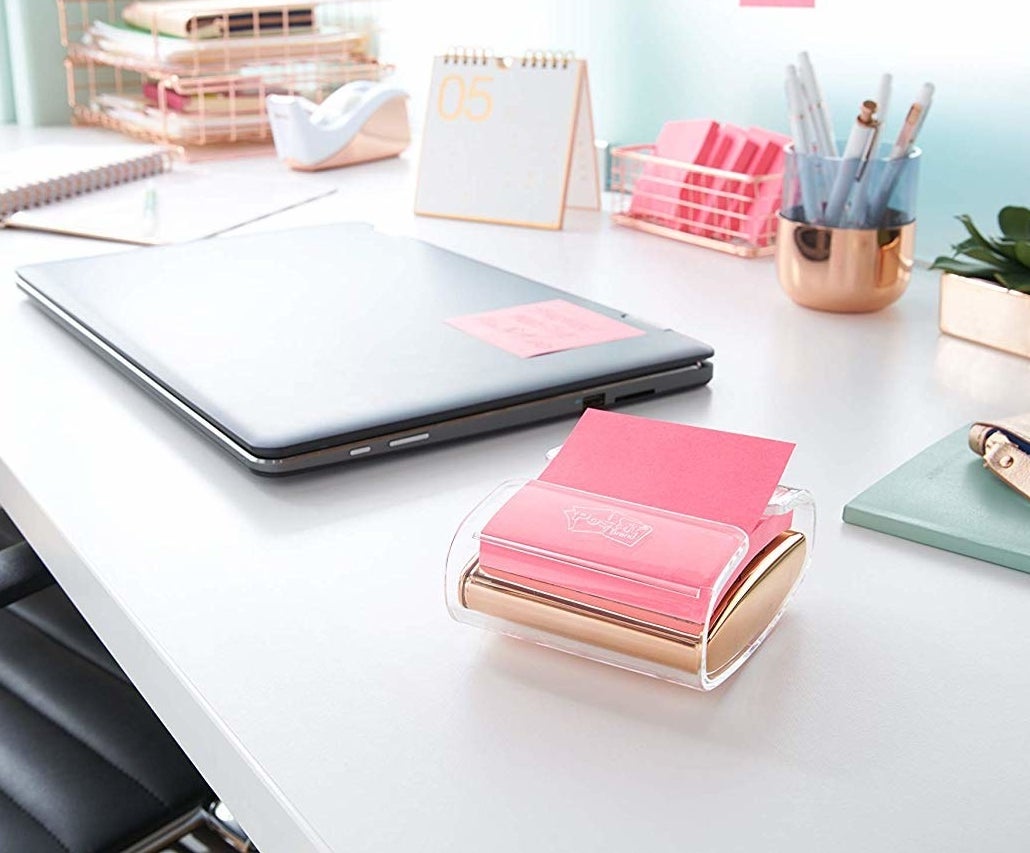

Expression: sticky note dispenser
xmin=446 ymin=477 xmax=815 ymax=690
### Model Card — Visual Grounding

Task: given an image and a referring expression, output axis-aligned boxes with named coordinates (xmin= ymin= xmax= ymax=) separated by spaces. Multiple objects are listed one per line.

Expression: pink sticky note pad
xmin=480 ymin=480 xmax=745 ymax=623
xmin=741 ymin=127 xmax=790 ymax=246
xmin=629 ymin=119 xmax=720 ymax=227
xmin=695 ymin=124 xmax=758 ymax=238
xmin=446 ymin=299 xmax=645 ymax=359
xmin=480 ymin=411 xmax=796 ymax=623
xmin=541 ymin=409 xmax=795 ymax=532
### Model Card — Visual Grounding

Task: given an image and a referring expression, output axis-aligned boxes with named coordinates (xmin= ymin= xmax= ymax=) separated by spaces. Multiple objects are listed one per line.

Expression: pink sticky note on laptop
xmin=629 ymin=119 xmax=720 ymax=228
xmin=446 ymin=299 xmax=645 ymax=358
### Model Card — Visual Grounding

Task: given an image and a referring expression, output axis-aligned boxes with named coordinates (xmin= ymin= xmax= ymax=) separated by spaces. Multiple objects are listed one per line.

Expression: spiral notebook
xmin=0 ymin=144 xmax=333 ymax=245
xmin=0 ymin=145 xmax=172 ymax=219
xmin=415 ymin=49 xmax=600 ymax=230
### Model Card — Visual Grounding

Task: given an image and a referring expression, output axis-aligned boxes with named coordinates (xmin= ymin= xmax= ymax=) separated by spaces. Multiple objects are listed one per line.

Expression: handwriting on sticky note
xmin=446 ymin=299 xmax=645 ymax=358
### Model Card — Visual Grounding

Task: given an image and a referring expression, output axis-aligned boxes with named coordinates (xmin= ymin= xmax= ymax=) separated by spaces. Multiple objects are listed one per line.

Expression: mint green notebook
xmin=843 ymin=426 xmax=1030 ymax=574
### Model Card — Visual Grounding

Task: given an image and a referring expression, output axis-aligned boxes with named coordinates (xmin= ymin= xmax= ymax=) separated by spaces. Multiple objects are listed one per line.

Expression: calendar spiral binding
xmin=443 ymin=47 xmax=493 ymax=65
xmin=521 ymin=49 xmax=575 ymax=69
xmin=442 ymin=47 xmax=574 ymax=69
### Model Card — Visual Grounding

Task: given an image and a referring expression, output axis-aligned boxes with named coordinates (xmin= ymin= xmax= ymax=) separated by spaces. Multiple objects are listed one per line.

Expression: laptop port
xmin=614 ymin=389 xmax=656 ymax=405
xmin=581 ymin=393 xmax=606 ymax=410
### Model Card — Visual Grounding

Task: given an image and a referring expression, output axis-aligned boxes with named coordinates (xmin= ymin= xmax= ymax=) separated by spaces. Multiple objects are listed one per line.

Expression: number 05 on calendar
xmin=415 ymin=50 xmax=600 ymax=230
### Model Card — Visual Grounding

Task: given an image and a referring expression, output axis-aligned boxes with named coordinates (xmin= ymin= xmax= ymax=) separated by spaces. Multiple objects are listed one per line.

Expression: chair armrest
xmin=0 ymin=541 xmax=55 ymax=607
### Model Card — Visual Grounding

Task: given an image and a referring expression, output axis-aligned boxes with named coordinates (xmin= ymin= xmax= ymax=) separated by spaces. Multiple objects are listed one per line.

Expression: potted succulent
xmin=932 ymin=205 xmax=1030 ymax=358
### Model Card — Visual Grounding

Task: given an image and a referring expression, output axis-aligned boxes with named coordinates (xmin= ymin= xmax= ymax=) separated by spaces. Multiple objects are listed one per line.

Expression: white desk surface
xmin=3 ymin=128 xmax=1030 ymax=853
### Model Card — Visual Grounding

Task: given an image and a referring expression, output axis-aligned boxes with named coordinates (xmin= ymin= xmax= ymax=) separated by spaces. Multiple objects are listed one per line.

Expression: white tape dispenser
xmin=266 ymin=80 xmax=410 ymax=171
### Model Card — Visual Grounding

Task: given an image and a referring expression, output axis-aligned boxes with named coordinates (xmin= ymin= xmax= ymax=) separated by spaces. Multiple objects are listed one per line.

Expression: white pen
xmin=824 ymin=100 xmax=879 ymax=227
xmin=875 ymin=73 xmax=892 ymax=138
xmin=866 ymin=82 xmax=934 ymax=225
xmin=785 ymin=65 xmax=821 ymax=222
xmin=798 ymin=51 xmax=837 ymax=157
xmin=888 ymin=82 xmax=934 ymax=158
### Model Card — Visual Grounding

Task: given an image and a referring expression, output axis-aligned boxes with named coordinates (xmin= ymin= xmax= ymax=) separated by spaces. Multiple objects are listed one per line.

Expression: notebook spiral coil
xmin=0 ymin=150 xmax=173 ymax=219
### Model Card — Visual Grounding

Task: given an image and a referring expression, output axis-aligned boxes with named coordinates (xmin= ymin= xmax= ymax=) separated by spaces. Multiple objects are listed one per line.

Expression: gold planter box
xmin=939 ymin=272 xmax=1030 ymax=359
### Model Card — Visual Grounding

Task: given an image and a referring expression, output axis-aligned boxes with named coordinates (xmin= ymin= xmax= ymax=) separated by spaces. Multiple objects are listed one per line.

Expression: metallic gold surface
xmin=706 ymin=532 xmax=807 ymax=676
xmin=969 ymin=413 xmax=1030 ymax=501
xmin=461 ymin=531 xmax=807 ymax=677
xmin=775 ymin=214 xmax=915 ymax=313
xmin=285 ymin=96 xmax=411 ymax=172
xmin=939 ymin=272 xmax=1030 ymax=360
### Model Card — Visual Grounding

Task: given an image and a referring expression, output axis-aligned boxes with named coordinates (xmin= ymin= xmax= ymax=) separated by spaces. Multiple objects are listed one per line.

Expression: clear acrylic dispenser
xmin=446 ymin=478 xmax=814 ymax=690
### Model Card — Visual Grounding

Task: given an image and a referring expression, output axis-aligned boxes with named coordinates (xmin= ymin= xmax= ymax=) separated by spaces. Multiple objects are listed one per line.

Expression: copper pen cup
xmin=775 ymin=215 xmax=916 ymax=312
xmin=776 ymin=145 xmax=919 ymax=313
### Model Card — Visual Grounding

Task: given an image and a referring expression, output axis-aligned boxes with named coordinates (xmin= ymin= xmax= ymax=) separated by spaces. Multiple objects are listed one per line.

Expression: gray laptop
xmin=16 ymin=224 xmax=713 ymax=474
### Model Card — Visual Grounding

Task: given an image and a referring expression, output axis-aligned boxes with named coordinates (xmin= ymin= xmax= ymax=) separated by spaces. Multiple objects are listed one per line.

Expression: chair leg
xmin=121 ymin=801 xmax=254 ymax=853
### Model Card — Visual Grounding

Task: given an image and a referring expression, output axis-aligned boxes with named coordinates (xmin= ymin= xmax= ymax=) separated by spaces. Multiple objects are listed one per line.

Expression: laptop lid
xmin=16 ymin=224 xmax=713 ymax=472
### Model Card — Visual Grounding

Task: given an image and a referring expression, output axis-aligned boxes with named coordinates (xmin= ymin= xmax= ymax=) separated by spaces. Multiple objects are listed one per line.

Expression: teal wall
xmin=0 ymin=0 xmax=70 ymax=125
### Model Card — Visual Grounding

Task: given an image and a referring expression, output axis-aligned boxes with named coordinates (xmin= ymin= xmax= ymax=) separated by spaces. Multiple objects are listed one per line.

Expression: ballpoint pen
xmin=785 ymin=64 xmax=822 ymax=223
xmin=875 ymin=73 xmax=892 ymax=136
xmin=823 ymin=100 xmax=879 ymax=227
xmin=798 ymin=51 xmax=837 ymax=157
xmin=866 ymin=82 xmax=934 ymax=225
xmin=839 ymin=73 xmax=892 ymax=228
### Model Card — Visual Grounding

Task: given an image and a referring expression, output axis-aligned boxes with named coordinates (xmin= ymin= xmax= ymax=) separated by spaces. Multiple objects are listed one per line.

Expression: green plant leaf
xmin=956 ymin=214 xmax=994 ymax=251
xmin=1015 ymin=240 xmax=1030 ymax=269
xmin=998 ymin=206 xmax=1030 ymax=241
xmin=987 ymin=237 xmax=1019 ymax=261
xmin=958 ymin=246 xmax=1012 ymax=267
xmin=996 ymin=270 xmax=1030 ymax=291
xmin=930 ymin=256 xmax=1005 ymax=280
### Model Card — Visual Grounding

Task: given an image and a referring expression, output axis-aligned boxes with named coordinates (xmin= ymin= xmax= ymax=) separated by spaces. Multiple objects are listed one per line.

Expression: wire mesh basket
xmin=57 ymin=0 xmax=388 ymax=150
xmin=610 ymin=144 xmax=784 ymax=258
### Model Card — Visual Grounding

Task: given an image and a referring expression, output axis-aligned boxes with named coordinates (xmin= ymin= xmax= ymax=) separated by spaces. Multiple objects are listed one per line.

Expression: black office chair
xmin=0 ymin=511 xmax=251 ymax=853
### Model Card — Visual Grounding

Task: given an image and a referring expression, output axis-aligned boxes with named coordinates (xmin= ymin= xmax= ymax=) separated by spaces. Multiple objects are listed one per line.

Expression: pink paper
xmin=446 ymin=299 xmax=644 ymax=358
xmin=741 ymin=127 xmax=790 ymax=246
xmin=628 ymin=119 xmax=720 ymax=228
xmin=696 ymin=124 xmax=759 ymax=239
xmin=478 ymin=411 xmax=797 ymax=622
xmin=540 ymin=409 xmax=795 ymax=534
xmin=481 ymin=480 xmax=744 ymax=623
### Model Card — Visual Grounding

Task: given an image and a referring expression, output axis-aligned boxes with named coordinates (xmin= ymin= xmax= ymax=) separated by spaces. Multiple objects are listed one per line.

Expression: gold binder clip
xmin=969 ymin=413 xmax=1030 ymax=501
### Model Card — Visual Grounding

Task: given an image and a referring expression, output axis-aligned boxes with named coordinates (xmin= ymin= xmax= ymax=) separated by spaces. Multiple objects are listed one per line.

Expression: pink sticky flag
xmin=446 ymin=299 xmax=645 ymax=359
